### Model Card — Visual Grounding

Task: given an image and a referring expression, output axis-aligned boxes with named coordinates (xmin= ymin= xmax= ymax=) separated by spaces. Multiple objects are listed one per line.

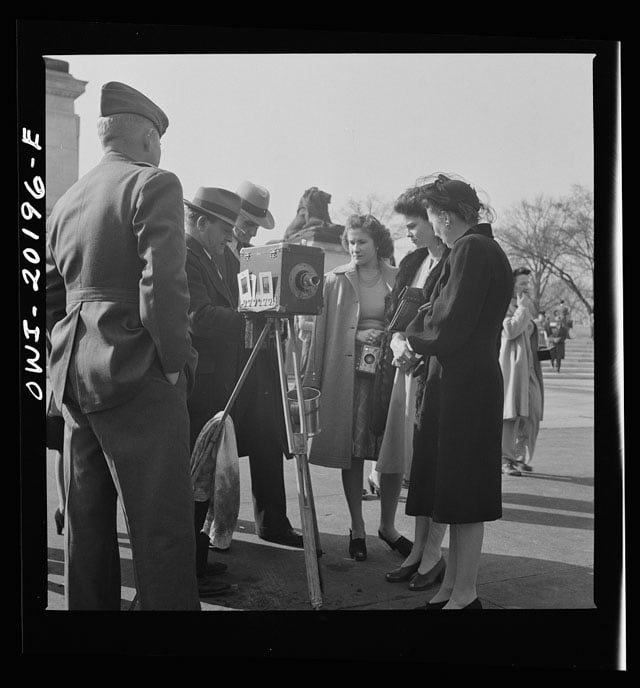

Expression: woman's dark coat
xmin=371 ymin=247 xmax=449 ymax=435
xmin=404 ymin=224 xmax=513 ymax=524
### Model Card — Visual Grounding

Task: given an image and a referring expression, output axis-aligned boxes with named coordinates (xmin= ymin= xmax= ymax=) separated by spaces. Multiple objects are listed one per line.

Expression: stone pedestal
xmin=45 ymin=58 xmax=87 ymax=216
xmin=299 ymin=238 xmax=349 ymax=273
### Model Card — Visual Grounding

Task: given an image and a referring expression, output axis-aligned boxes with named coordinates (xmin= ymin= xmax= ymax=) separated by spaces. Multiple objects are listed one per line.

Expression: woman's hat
xmin=184 ymin=187 xmax=241 ymax=227
xmin=236 ymin=181 xmax=275 ymax=229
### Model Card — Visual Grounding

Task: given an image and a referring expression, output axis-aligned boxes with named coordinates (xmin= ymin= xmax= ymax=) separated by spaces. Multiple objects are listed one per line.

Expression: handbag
xmin=387 ymin=286 xmax=427 ymax=332
xmin=370 ymin=331 xmax=395 ymax=436
xmin=537 ymin=347 xmax=552 ymax=361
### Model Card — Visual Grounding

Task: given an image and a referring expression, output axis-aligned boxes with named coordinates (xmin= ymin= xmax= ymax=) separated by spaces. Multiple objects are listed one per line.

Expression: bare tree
xmin=545 ymin=185 xmax=594 ymax=315
xmin=337 ymin=194 xmax=404 ymax=237
xmin=496 ymin=186 xmax=594 ymax=318
xmin=496 ymin=196 xmax=566 ymax=312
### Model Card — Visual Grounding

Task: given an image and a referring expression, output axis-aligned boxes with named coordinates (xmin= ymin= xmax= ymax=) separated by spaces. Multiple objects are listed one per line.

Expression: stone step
xmin=542 ymin=363 xmax=593 ymax=368
xmin=545 ymin=371 xmax=594 ymax=377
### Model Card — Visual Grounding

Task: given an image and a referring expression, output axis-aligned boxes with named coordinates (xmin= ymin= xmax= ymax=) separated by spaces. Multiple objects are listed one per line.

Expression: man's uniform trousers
xmin=62 ymin=367 xmax=200 ymax=610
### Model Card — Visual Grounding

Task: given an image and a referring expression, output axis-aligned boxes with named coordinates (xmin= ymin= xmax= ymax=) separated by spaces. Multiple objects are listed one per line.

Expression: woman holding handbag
xmin=303 ymin=214 xmax=396 ymax=561
xmin=367 ymin=186 xmax=450 ymax=589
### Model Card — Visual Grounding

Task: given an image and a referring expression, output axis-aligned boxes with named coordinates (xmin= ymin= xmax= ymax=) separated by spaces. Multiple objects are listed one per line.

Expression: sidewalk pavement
xmin=38 ymin=354 xmax=626 ymax=667
xmin=45 ymin=375 xmax=596 ymax=613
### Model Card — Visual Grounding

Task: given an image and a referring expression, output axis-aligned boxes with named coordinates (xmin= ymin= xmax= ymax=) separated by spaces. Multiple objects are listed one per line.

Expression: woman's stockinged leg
xmin=418 ymin=518 xmax=447 ymax=573
xmin=444 ymin=521 xmax=484 ymax=609
xmin=55 ymin=450 xmax=66 ymax=516
xmin=401 ymin=515 xmax=429 ymax=566
xmin=378 ymin=471 xmax=404 ymax=543
xmin=342 ymin=457 xmax=366 ymax=538
xmin=429 ymin=522 xmax=456 ymax=603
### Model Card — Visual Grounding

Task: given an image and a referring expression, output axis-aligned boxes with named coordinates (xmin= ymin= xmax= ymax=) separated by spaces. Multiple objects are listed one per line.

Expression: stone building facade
xmin=45 ymin=57 xmax=86 ymax=217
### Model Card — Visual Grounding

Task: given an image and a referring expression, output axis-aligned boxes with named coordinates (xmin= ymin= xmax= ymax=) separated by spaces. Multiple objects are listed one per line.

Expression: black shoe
xmin=348 ymin=530 xmax=367 ymax=561
xmin=408 ymin=557 xmax=446 ymax=591
xmin=385 ymin=561 xmax=420 ymax=583
xmin=502 ymin=460 xmax=521 ymax=476
xmin=201 ymin=561 xmax=228 ymax=576
xmin=260 ymin=529 xmax=304 ymax=548
xmin=197 ymin=576 xmax=233 ymax=598
xmin=54 ymin=508 xmax=64 ymax=535
xmin=414 ymin=599 xmax=448 ymax=610
xmin=461 ymin=598 xmax=483 ymax=610
xmin=378 ymin=530 xmax=413 ymax=558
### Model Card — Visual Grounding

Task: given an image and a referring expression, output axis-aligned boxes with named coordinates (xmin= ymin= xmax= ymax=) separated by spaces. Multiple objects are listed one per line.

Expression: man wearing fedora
xmin=183 ymin=186 xmax=244 ymax=596
xmin=46 ymin=82 xmax=200 ymax=610
xmin=229 ymin=182 xmax=304 ymax=549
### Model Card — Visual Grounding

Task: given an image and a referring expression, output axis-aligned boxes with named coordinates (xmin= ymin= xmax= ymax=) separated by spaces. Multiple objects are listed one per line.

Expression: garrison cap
xmin=100 ymin=81 xmax=169 ymax=136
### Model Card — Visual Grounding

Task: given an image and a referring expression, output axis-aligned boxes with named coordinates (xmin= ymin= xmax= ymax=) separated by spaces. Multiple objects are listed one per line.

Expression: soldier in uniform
xmin=46 ymin=82 xmax=200 ymax=610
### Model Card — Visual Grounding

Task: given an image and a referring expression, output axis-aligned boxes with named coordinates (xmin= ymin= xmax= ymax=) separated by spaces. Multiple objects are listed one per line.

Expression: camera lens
xmin=364 ymin=354 xmax=375 ymax=364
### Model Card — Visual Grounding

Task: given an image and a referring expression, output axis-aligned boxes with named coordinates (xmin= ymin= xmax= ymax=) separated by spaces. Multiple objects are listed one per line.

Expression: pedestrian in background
xmin=500 ymin=267 xmax=545 ymax=476
xmin=548 ymin=313 xmax=569 ymax=373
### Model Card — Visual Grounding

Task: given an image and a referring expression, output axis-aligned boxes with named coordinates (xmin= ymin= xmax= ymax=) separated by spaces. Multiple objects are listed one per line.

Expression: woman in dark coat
xmin=404 ymin=174 xmax=513 ymax=610
xmin=547 ymin=313 xmax=569 ymax=372
xmin=368 ymin=185 xmax=451 ymax=591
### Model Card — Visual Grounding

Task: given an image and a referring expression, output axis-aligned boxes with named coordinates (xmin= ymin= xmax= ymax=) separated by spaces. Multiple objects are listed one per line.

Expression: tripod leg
xmin=274 ymin=320 xmax=323 ymax=609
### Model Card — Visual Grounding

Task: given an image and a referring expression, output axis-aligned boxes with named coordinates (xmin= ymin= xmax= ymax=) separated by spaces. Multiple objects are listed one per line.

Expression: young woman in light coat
xmin=500 ymin=267 xmax=545 ymax=476
xmin=304 ymin=215 xmax=397 ymax=561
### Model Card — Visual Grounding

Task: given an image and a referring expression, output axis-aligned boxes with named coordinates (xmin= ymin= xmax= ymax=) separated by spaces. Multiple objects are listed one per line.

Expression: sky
xmin=47 ymin=52 xmax=595 ymax=248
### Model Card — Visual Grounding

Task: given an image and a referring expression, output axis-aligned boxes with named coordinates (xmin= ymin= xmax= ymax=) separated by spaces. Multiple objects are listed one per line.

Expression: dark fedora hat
xmin=100 ymin=81 xmax=169 ymax=136
xmin=184 ymin=187 xmax=242 ymax=227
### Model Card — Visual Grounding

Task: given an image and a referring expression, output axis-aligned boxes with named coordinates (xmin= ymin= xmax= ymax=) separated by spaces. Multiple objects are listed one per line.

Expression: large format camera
xmin=237 ymin=242 xmax=325 ymax=316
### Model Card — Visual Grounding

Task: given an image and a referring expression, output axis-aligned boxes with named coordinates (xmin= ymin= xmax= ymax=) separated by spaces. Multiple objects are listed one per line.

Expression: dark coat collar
xmin=459 ymin=223 xmax=494 ymax=240
xmin=186 ymin=233 xmax=234 ymax=305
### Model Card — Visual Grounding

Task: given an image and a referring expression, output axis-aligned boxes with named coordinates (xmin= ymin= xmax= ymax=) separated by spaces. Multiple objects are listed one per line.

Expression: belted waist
xmin=66 ymin=287 xmax=139 ymax=306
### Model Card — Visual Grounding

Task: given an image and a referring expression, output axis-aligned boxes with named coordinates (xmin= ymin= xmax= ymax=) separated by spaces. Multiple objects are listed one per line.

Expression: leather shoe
xmin=378 ymin=530 xmax=413 ymax=558
xmin=260 ymin=529 xmax=304 ymax=548
xmin=502 ymin=460 xmax=521 ymax=476
xmin=197 ymin=577 xmax=232 ymax=597
xmin=408 ymin=557 xmax=446 ymax=591
xmin=461 ymin=598 xmax=483 ymax=609
xmin=385 ymin=561 xmax=420 ymax=583
xmin=348 ymin=530 xmax=367 ymax=561
xmin=414 ymin=599 xmax=448 ymax=610
xmin=514 ymin=460 xmax=533 ymax=473
xmin=203 ymin=561 xmax=227 ymax=576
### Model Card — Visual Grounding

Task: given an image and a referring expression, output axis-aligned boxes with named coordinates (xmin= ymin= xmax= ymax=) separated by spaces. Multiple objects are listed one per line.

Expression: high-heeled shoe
xmin=348 ymin=530 xmax=367 ymax=561
xmin=408 ymin=557 xmax=446 ymax=591
xmin=414 ymin=599 xmax=448 ymax=610
xmin=385 ymin=561 xmax=420 ymax=583
xmin=461 ymin=598 xmax=482 ymax=609
xmin=54 ymin=508 xmax=64 ymax=535
xmin=378 ymin=530 xmax=413 ymax=558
